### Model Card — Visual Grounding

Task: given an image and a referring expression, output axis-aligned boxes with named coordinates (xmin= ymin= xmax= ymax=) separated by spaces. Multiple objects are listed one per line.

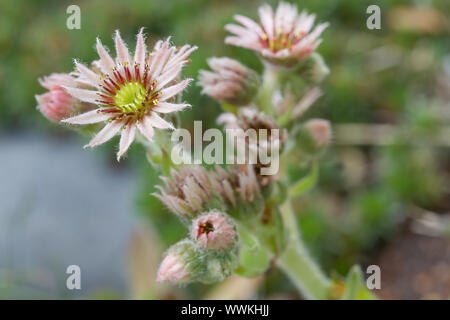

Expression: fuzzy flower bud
xmin=157 ymin=235 xmax=240 ymax=285
xmin=36 ymin=73 xmax=92 ymax=122
xmin=210 ymin=165 xmax=261 ymax=207
xmin=218 ymin=108 xmax=287 ymax=185
xmin=191 ymin=210 xmax=238 ymax=250
xmin=198 ymin=57 xmax=260 ymax=106
xmin=156 ymin=240 xmax=194 ymax=284
xmin=153 ymin=165 xmax=214 ymax=219
xmin=305 ymin=119 xmax=331 ymax=149
xmin=295 ymin=118 xmax=332 ymax=157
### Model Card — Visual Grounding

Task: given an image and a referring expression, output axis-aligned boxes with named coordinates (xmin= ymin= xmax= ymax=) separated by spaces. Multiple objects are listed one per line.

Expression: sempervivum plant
xmin=37 ymin=2 xmax=376 ymax=300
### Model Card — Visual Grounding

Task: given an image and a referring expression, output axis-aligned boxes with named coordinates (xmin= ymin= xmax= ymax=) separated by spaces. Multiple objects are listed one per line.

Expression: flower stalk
xmin=276 ymin=201 xmax=332 ymax=299
xmin=255 ymin=65 xmax=279 ymax=115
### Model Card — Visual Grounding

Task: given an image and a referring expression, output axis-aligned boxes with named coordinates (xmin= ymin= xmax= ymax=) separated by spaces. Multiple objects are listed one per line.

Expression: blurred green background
xmin=0 ymin=0 xmax=449 ymax=299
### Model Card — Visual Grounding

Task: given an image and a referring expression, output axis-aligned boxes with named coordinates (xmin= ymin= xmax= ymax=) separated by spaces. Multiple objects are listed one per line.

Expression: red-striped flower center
xmin=96 ymin=62 xmax=160 ymax=124
xmin=260 ymin=28 xmax=306 ymax=53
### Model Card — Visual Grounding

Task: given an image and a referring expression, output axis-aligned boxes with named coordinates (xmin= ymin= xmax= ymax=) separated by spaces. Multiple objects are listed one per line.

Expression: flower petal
xmin=225 ymin=24 xmax=259 ymax=40
xmin=292 ymin=22 xmax=328 ymax=55
xmin=146 ymin=113 xmax=174 ymax=129
xmin=155 ymin=63 xmax=184 ymax=91
xmin=134 ymin=28 xmax=146 ymax=74
xmin=258 ymin=4 xmax=274 ymax=39
xmin=137 ymin=118 xmax=155 ymax=141
xmin=96 ymin=38 xmax=115 ymax=76
xmin=117 ymin=124 xmax=136 ymax=161
xmin=149 ymin=39 xmax=169 ymax=76
xmin=233 ymin=14 xmax=264 ymax=37
xmin=62 ymin=86 xmax=100 ymax=104
xmin=275 ymin=2 xmax=297 ymax=34
xmin=295 ymin=12 xmax=316 ymax=34
xmin=84 ymin=120 xmax=123 ymax=148
xmin=225 ymin=37 xmax=262 ymax=51
xmin=164 ymin=45 xmax=197 ymax=72
xmin=74 ymin=60 xmax=101 ymax=87
xmin=153 ymin=102 xmax=190 ymax=113
xmin=159 ymin=79 xmax=192 ymax=101
xmin=61 ymin=109 xmax=112 ymax=124
xmin=114 ymin=30 xmax=131 ymax=65
xmin=150 ymin=38 xmax=173 ymax=78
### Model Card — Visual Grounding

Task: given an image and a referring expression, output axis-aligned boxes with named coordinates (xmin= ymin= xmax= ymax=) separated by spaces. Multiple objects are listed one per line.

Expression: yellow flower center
xmin=113 ymin=81 xmax=148 ymax=113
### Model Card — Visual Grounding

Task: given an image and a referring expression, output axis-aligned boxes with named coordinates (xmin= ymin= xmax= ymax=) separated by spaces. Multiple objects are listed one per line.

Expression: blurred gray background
xmin=0 ymin=132 xmax=136 ymax=298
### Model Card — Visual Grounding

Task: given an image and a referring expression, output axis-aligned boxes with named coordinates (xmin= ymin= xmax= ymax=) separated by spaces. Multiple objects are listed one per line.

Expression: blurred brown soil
xmin=373 ymin=222 xmax=450 ymax=300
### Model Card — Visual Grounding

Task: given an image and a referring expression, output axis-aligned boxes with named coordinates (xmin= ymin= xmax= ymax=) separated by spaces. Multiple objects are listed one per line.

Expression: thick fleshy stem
xmin=276 ymin=200 xmax=332 ymax=299
xmin=255 ymin=65 xmax=279 ymax=115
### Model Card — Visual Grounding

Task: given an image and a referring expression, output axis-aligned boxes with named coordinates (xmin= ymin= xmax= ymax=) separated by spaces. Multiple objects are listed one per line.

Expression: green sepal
xmin=194 ymin=247 xmax=240 ymax=284
xmin=226 ymin=194 xmax=265 ymax=220
xmin=289 ymin=161 xmax=319 ymax=197
xmin=179 ymin=239 xmax=240 ymax=285
xmin=235 ymin=225 xmax=270 ymax=278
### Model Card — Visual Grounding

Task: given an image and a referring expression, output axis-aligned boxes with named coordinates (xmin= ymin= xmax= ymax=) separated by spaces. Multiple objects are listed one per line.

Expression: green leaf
xmin=289 ymin=161 xmax=319 ymax=197
xmin=341 ymin=265 xmax=378 ymax=300
xmin=235 ymin=226 xmax=270 ymax=278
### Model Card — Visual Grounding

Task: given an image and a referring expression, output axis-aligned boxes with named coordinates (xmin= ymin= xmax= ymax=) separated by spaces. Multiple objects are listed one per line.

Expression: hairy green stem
xmin=256 ymin=65 xmax=279 ymax=115
xmin=276 ymin=201 xmax=331 ymax=299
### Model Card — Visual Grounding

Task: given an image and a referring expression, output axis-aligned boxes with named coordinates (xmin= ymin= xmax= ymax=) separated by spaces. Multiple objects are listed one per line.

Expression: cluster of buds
xmin=218 ymin=108 xmax=287 ymax=185
xmin=154 ymin=164 xmax=263 ymax=220
xmin=36 ymin=1 xmax=333 ymax=290
xmin=153 ymin=165 xmax=214 ymax=220
xmin=157 ymin=210 xmax=239 ymax=284
xmin=209 ymin=165 xmax=263 ymax=217
xmin=36 ymin=73 xmax=95 ymax=122
xmin=155 ymin=0 xmax=332 ymax=287
xmin=198 ymin=57 xmax=260 ymax=106
xmin=153 ymin=166 xmax=249 ymax=285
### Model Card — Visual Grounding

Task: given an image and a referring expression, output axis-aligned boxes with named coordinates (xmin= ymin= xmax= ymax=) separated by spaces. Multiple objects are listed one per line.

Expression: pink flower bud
xmin=191 ymin=210 xmax=238 ymax=250
xmin=198 ymin=57 xmax=260 ymax=106
xmin=35 ymin=73 xmax=79 ymax=122
xmin=156 ymin=240 xmax=193 ymax=283
xmin=304 ymin=119 xmax=332 ymax=149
